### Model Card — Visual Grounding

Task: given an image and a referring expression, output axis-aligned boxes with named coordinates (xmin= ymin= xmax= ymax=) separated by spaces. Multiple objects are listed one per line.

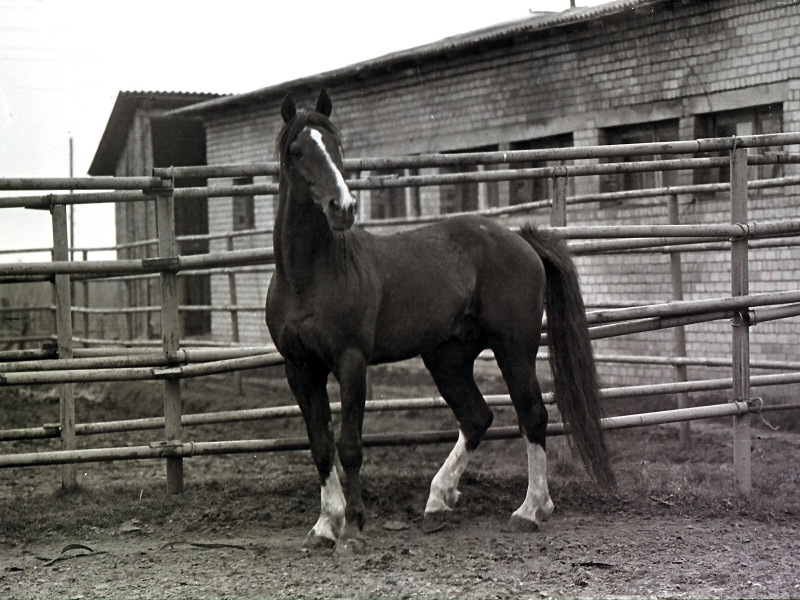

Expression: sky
xmin=0 ymin=0 xmax=610 ymax=262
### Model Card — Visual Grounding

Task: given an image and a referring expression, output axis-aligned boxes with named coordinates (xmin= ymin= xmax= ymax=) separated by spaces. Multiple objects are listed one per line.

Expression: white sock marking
xmin=512 ymin=440 xmax=554 ymax=524
xmin=425 ymin=431 xmax=471 ymax=514
xmin=311 ymin=467 xmax=346 ymax=541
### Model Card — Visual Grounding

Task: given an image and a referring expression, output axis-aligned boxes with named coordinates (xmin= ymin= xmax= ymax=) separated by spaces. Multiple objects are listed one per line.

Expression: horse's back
xmin=371 ymin=214 xmax=541 ymax=299
xmin=417 ymin=215 xmax=546 ymax=297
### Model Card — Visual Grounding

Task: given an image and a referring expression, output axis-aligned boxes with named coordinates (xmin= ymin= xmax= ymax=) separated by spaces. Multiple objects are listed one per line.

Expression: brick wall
xmin=200 ymin=0 xmax=800 ymax=395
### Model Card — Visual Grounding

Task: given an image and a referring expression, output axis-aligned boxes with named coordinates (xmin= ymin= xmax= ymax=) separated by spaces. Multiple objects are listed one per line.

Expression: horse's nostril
xmin=329 ymin=199 xmax=341 ymax=211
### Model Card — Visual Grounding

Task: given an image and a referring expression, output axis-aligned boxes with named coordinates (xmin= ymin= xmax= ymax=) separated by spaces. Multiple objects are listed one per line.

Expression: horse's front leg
xmin=333 ymin=348 xmax=368 ymax=552
xmin=285 ymin=359 xmax=344 ymax=549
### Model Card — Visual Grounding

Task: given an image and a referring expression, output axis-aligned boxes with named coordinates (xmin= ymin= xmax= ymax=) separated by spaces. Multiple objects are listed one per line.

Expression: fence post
xmin=547 ymin=173 xmax=575 ymax=469
xmin=730 ymin=145 xmax=752 ymax=495
xmin=51 ymin=201 xmax=77 ymax=490
xmin=667 ymin=194 xmax=690 ymax=443
xmin=550 ymin=174 xmax=568 ymax=228
xmin=156 ymin=183 xmax=184 ymax=494
xmin=81 ymin=249 xmax=90 ymax=345
xmin=226 ymin=235 xmax=243 ymax=394
xmin=405 ymin=168 xmax=421 ymax=217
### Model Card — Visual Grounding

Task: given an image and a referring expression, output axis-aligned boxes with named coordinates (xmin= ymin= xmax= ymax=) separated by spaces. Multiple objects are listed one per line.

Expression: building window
xmin=600 ymin=120 xmax=680 ymax=192
xmin=233 ymin=177 xmax=255 ymax=231
xmin=509 ymin=134 xmax=574 ymax=205
xmin=174 ymin=180 xmax=211 ymax=337
xmin=369 ymin=169 xmax=407 ymax=220
xmin=440 ymin=145 xmax=498 ymax=214
xmin=694 ymin=104 xmax=783 ymax=184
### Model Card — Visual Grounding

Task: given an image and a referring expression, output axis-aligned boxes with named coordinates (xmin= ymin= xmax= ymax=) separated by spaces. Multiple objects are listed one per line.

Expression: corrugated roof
xmin=170 ymin=0 xmax=664 ymax=118
xmin=88 ymin=91 xmax=224 ymax=175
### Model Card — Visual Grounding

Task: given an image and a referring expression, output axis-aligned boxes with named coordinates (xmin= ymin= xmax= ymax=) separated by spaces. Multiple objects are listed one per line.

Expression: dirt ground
xmin=1 ymin=372 xmax=799 ymax=599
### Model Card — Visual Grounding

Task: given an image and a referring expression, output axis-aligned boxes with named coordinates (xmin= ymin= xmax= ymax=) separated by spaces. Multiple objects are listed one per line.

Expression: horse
xmin=266 ymin=89 xmax=615 ymax=551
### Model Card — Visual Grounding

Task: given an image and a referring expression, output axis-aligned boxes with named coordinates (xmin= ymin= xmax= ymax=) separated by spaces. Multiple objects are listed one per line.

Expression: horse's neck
xmin=273 ymin=184 xmax=332 ymax=294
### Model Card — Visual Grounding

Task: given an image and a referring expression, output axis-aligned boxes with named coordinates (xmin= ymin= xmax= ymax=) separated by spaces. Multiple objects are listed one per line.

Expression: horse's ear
xmin=316 ymin=89 xmax=332 ymax=117
xmin=281 ymin=92 xmax=296 ymax=123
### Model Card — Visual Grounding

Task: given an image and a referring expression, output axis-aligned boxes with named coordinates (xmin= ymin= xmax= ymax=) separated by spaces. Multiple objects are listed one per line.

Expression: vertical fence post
xmin=550 ymin=174 xmax=568 ymax=228
xmin=226 ymin=235 xmax=243 ymax=394
xmin=156 ymin=182 xmax=184 ymax=494
xmin=730 ymin=145 xmax=752 ymax=495
xmin=81 ymin=249 xmax=90 ymax=345
xmin=51 ymin=201 xmax=77 ymax=490
xmin=667 ymin=194 xmax=690 ymax=443
xmin=548 ymin=173 xmax=574 ymax=468
xmin=405 ymin=169 xmax=421 ymax=217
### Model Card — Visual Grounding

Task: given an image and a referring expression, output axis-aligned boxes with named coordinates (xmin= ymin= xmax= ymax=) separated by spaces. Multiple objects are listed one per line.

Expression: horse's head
xmin=277 ymin=90 xmax=358 ymax=232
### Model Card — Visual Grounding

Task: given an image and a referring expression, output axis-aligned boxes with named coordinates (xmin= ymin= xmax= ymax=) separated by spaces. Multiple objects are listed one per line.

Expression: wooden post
xmin=547 ymin=173 xmax=574 ymax=468
xmin=730 ymin=146 xmax=752 ymax=495
xmin=550 ymin=174 xmax=568 ymax=228
xmin=667 ymin=194 xmax=690 ymax=443
xmin=156 ymin=186 xmax=184 ymax=494
xmin=226 ymin=235 xmax=243 ymax=394
xmin=81 ymin=249 xmax=90 ymax=345
xmin=405 ymin=169 xmax=421 ymax=217
xmin=51 ymin=202 xmax=77 ymax=490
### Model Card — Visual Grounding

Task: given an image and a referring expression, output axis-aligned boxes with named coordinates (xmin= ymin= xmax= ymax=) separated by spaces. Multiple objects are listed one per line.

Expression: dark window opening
xmin=369 ymin=169 xmax=407 ymax=220
xmin=694 ymin=104 xmax=783 ymax=184
xmin=509 ymin=133 xmax=575 ymax=205
xmin=233 ymin=177 xmax=256 ymax=231
xmin=600 ymin=119 xmax=680 ymax=193
xmin=152 ymin=117 xmax=211 ymax=338
xmin=440 ymin=145 xmax=498 ymax=214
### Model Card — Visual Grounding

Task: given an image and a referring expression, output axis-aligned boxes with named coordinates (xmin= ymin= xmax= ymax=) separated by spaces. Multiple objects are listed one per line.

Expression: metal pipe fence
xmin=2 ymin=132 xmax=800 ymax=496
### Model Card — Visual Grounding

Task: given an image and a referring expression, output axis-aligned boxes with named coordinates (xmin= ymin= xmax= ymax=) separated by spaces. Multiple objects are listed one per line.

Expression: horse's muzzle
xmin=326 ymin=196 xmax=358 ymax=231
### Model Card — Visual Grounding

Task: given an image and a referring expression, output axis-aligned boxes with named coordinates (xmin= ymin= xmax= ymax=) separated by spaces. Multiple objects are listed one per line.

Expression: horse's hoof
xmin=503 ymin=514 xmax=541 ymax=533
xmin=304 ymin=530 xmax=336 ymax=550
xmin=422 ymin=510 xmax=450 ymax=534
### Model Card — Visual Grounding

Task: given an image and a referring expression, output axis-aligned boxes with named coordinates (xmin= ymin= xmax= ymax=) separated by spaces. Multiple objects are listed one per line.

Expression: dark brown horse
xmin=266 ymin=90 xmax=614 ymax=551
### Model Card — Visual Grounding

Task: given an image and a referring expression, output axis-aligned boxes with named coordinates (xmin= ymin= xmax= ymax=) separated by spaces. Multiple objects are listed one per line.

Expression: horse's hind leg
xmin=493 ymin=343 xmax=555 ymax=531
xmin=421 ymin=340 xmax=493 ymax=533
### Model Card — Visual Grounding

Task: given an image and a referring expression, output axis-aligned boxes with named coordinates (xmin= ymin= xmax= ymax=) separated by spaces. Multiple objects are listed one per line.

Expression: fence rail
xmin=2 ymin=131 xmax=800 ymax=496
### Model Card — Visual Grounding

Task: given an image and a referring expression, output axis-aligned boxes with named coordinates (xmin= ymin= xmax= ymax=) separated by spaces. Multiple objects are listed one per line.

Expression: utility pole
xmin=69 ymin=136 xmax=74 ymax=259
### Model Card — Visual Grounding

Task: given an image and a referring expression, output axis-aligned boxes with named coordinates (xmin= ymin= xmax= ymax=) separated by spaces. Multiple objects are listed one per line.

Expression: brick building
xmin=93 ymin=0 xmax=800 ymax=391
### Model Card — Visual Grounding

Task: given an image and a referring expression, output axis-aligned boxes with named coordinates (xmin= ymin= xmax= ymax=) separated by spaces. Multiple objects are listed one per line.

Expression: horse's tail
xmin=518 ymin=224 xmax=616 ymax=490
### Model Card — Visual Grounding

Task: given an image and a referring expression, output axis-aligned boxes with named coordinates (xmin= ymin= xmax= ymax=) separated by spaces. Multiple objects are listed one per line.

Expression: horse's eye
xmin=290 ymin=148 xmax=303 ymax=159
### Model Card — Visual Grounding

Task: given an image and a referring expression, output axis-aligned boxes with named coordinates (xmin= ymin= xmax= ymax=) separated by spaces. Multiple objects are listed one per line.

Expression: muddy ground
xmin=1 ymin=370 xmax=799 ymax=599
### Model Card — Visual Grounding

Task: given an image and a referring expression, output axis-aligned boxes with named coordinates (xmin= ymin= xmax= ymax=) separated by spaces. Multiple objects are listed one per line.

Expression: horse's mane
xmin=275 ymin=109 xmax=342 ymax=164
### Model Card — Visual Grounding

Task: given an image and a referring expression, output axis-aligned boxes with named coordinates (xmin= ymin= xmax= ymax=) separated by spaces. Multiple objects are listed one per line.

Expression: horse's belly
xmin=370 ymin=304 xmax=478 ymax=365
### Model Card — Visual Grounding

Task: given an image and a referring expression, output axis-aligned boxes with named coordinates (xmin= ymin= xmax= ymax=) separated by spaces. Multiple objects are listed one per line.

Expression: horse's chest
xmin=269 ymin=296 xmax=318 ymax=351
xmin=268 ymin=285 xmax=366 ymax=363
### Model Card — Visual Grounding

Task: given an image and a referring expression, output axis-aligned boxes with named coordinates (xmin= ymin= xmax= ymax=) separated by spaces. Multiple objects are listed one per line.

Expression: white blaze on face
xmin=512 ymin=440 xmax=554 ymax=525
xmin=425 ymin=430 xmax=471 ymax=514
xmin=310 ymin=467 xmax=346 ymax=541
xmin=308 ymin=128 xmax=356 ymax=211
